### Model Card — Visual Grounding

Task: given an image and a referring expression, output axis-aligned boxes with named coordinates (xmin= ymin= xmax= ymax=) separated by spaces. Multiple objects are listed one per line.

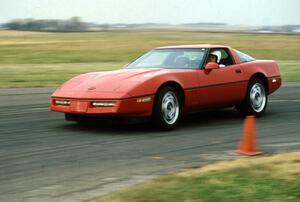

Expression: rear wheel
xmin=152 ymin=86 xmax=181 ymax=130
xmin=236 ymin=78 xmax=267 ymax=117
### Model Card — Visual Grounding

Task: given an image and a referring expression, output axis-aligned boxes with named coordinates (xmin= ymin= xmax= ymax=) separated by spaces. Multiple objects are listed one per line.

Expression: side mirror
xmin=205 ymin=62 xmax=219 ymax=70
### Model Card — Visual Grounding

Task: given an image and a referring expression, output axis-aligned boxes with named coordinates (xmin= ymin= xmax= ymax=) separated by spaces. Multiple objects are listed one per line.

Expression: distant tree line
xmin=4 ymin=17 xmax=89 ymax=32
xmin=3 ymin=17 xmax=300 ymax=33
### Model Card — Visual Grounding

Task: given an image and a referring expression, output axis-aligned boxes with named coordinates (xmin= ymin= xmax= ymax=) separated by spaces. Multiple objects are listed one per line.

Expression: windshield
xmin=127 ymin=48 xmax=207 ymax=69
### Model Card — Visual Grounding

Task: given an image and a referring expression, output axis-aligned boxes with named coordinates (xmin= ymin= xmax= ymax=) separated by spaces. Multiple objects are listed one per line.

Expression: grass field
xmin=0 ymin=30 xmax=299 ymax=87
xmin=90 ymin=152 xmax=300 ymax=202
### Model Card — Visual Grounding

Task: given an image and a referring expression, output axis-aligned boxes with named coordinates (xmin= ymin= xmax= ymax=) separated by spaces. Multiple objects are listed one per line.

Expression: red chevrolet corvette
xmin=50 ymin=44 xmax=281 ymax=130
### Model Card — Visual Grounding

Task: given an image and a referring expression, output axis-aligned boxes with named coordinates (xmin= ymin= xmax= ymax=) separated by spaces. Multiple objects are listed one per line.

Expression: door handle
xmin=235 ymin=69 xmax=242 ymax=73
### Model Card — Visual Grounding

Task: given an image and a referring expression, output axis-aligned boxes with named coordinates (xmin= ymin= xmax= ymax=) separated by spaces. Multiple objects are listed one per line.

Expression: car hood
xmin=52 ymin=68 xmax=165 ymax=98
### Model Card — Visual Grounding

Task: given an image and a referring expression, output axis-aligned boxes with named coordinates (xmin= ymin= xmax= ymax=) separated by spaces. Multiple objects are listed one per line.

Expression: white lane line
xmin=269 ymin=100 xmax=300 ymax=102
xmin=263 ymin=142 xmax=300 ymax=147
xmin=22 ymin=107 xmax=49 ymax=111
xmin=0 ymin=107 xmax=50 ymax=116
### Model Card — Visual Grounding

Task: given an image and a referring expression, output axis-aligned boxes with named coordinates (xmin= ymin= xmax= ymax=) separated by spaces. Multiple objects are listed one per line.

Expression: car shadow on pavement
xmin=55 ymin=108 xmax=244 ymax=134
xmin=180 ymin=108 xmax=242 ymax=128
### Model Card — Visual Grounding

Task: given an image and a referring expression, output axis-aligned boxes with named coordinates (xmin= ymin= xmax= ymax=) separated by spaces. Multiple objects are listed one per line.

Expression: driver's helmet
xmin=210 ymin=50 xmax=222 ymax=63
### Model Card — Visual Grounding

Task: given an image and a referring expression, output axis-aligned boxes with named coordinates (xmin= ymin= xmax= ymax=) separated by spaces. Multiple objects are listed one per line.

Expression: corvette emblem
xmin=88 ymin=86 xmax=96 ymax=90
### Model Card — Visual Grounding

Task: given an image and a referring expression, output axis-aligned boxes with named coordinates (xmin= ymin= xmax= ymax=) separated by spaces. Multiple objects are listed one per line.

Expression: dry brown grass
xmin=91 ymin=151 xmax=300 ymax=202
xmin=177 ymin=151 xmax=300 ymax=180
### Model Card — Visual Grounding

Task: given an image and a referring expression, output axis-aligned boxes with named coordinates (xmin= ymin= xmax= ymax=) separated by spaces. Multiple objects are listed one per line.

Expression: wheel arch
xmin=155 ymin=81 xmax=185 ymax=107
xmin=249 ymin=73 xmax=269 ymax=93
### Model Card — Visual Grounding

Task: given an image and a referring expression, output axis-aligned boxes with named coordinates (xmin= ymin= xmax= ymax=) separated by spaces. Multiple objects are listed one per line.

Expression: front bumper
xmin=50 ymin=95 xmax=154 ymax=117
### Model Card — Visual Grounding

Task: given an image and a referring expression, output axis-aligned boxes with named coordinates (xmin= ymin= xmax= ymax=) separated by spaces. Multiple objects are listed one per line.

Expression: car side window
xmin=235 ymin=49 xmax=255 ymax=63
xmin=206 ymin=48 xmax=235 ymax=68
xmin=218 ymin=48 xmax=235 ymax=67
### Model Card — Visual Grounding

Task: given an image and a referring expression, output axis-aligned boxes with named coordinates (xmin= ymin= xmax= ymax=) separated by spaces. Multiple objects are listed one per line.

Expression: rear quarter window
xmin=235 ymin=49 xmax=255 ymax=63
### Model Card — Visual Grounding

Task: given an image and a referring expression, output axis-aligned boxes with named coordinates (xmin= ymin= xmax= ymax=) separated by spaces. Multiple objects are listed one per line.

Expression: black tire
xmin=152 ymin=86 xmax=182 ymax=130
xmin=236 ymin=78 xmax=268 ymax=117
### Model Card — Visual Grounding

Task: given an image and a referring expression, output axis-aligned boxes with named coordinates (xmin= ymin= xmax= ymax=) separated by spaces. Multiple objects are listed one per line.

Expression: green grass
xmin=90 ymin=152 xmax=300 ymax=202
xmin=278 ymin=60 xmax=300 ymax=82
xmin=0 ymin=30 xmax=299 ymax=87
xmin=0 ymin=62 xmax=122 ymax=88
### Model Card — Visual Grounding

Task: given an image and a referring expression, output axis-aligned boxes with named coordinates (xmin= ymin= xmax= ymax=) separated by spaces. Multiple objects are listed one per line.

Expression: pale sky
xmin=0 ymin=0 xmax=299 ymax=25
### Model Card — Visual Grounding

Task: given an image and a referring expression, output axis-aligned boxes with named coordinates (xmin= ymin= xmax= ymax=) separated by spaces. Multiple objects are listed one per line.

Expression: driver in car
xmin=207 ymin=50 xmax=225 ymax=67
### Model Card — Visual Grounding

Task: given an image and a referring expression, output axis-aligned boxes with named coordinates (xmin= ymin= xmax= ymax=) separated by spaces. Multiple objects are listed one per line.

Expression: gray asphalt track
xmin=0 ymin=84 xmax=300 ymax=202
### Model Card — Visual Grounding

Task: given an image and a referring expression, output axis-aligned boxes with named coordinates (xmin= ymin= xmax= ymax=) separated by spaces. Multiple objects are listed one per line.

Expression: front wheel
xmin=152 ymin=87 xmax=181 ymax=130
xmin=236 ymin=78 xmax=268 ymax=117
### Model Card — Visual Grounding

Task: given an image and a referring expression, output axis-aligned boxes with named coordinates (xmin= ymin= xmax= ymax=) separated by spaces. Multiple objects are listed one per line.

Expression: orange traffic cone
xmin=236 ymin=115 xmax=263 ymax=156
